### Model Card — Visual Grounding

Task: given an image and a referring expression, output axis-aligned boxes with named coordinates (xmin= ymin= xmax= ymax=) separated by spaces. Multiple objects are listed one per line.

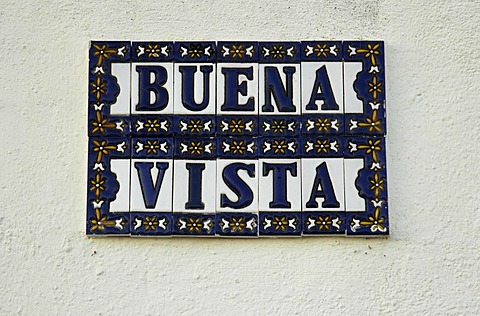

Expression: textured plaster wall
xmin=1 ymin=0 xmax=479 ymax=314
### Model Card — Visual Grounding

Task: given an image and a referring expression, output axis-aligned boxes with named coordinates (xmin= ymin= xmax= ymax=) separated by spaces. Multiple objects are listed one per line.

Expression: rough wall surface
xmin=1 ymin=0 xmax=479 ymax=314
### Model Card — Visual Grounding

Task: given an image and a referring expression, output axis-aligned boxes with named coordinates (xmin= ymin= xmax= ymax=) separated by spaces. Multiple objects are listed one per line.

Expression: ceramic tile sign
xmin=87 ymin=41 xmax=388 ymax=237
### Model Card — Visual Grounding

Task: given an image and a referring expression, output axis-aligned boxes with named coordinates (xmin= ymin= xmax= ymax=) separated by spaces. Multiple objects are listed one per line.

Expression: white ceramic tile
xmin=216 ymin=159 xmax=258 ymax=213
xmin=343 ymin=61 xmax=364 ymax=114
xmin=301 ymin=158 xmax=345 ymax=212
xmin=131 ymin=62 xmax=174 ymax=115
xmin=258 ymin=64 xmax=301 ymax=115
xmin=130 ymin=159 xmax=173 ymax=212
xmin=110 ymin=63 xmax=131 ymax=116
xmin=109 ymin=158 xmax=131 ymax=212
xmin=258 ymin=159 xmax=301 ymax=212
xmin=344 ymin=158 xmax=366 ymax=212
xmin=174 ymin=63 xmax=216 ymax=115
xmin=301 ymin=61 xmax=343 ymax=114
xmin=217 ymin=63 xmax=258 ymax=115
xmin=173 ymin=160 xmax=216 ymax=214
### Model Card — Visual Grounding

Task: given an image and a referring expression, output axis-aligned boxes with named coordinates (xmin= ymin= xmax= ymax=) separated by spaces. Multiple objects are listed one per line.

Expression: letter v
xmin=134 ymin=162 xmax=169 ymax=208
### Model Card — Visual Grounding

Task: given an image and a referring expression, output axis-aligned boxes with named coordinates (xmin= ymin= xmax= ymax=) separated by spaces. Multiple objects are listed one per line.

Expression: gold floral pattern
xmin=229 ymin=217 xmax=246 ymax=232
xmin=359 ymin=207 xmax=386 ymax=232
xmin=271 ymin=120 xmax=286 ymax=134
xmin=272 ymin=216 xmax=288 ymax=231
xmin=271 ymin=45 xmax=286 ymax=59
xmin=313 ymin=139 xmax=330 ymax=153
xmin=231 ymin=140 xmax=247 ymax=155
xmin=90 ymin=208 xmax=116 ymax=232
xmin=230 ymin=44 xmax=246 ymax=58
xmin=186 ymin=217 xmax=202 ymax=233
xmin=315 ymin=216 xmax=333 ymax=230
xmin=145 ymin=44 xmax=161 ymax=58
xmin=90 ymin=173 xmax=106 ymax=198
xmin=143 ymin=216 xmax=160 ymax=231
xmin=92 ymin=140 xmax=117 ymax=162
xmin=188 ymin=141 xmax=204 ymax=155
xmin=187 ymin=119 xmax=202 ymax=133
xmin=91 ymin=76 xmax=106 ymax=100
xmin=228 ymin=119 xmax=245 ymax=134
xmin=271 ymin=140 xmax=288 ymax=154
xmin=145 ymin=119 xmax=161 ymax=133
xmin=314 ymin=118 xmax=331 ymax=132
xmin=92 ymin=44 xmax=117 ymax=66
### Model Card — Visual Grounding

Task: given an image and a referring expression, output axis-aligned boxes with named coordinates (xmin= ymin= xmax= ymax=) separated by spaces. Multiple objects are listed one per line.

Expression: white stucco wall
xmin=1 ymin=0 xmax=479 ymax=314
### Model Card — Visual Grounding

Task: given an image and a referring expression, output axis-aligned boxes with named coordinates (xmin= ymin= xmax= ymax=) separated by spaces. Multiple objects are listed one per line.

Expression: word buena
xmin=87 ymin=41 xmax=388 ymax=237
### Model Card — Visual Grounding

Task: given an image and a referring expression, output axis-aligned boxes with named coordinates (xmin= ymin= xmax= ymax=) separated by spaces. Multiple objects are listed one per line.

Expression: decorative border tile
xmin=88 ymin=41 xmax=131 ymax=137
xmin=344 ymin=136 xmax=388 ymax=235
xmin=174 ymin=42 xmax=216 ymax=62
xmin=302 ymin=212 xmax=345 ymax=235
xmin=343 ymin=41 xmax=386 ymax=136
xmin=173 ymin=213 xmax=215 ymax=236
xmin=130 ymin=212 xmax=172 ymax=236
xmin=86 ymin=137 xmax=130 ymax=235
xmin=259 ymin=212 xmax=302 ymax=236
xmin=216 ymin=213 xmax=258 ymax=237
xmin=217 ymin=41 xmax=259 ymax=62
xmin=259 ymin=42 xmax=301 ymax=63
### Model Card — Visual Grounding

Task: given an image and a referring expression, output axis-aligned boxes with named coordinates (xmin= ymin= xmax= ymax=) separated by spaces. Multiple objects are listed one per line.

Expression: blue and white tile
xmin=258 ymin=42 xmax=301 ymax=118
xmin=343 ymin=136 xmax=388 ymax=236
xmin=173 ymin=159 xmax=216 ymax=214
xmin=174 ymin=138 xmax=216 ymax=160
xmin=173 ymin=135 xmax=217 ymax=236
xmin=86 ymin=137 xmax=130 ymax=235
xmin=131 ymin=58 xmax=174 ymax=116
xmin=217 ymin=60 xmax=259 ymax=136
xmin=174 ymin=42 xmax=216 ymax=116
xmin=343 ymin=41 xmax=386 ymax=136
xmin=217 ymin=41 xmax=258 ymax=63
xmin=259 ymin=42 xmax=300 ymax=63
xmin=301 ymin=41 xmax=344 ymax=135
xmin=217 ymin=137 xmax=258 ymax=159
xmin=259 ymin=212 xmax=302 ymax=236
xmin=216 ymin=135 xmax=259 ymax=237
xmin=215 ymin=212 xmax=258 ymax=237
xmin=301 ymin=136 xmax=345 ymax=235
xmin=173 ymin=115 xmax=216 ymax=137
xmin=258 ymin=137 xmax=300 ymax=159
xmin=172 ymin=213 xmax=216 ymax=236
xmin=216 ymin=159 xmax=259 ymax=215
xmin=130 ymin=138 xmax=173 ymax=222
xmin=130 ymin=212 xmax=172 ymax=236
xmin=88 ymin=41 xmax=131 ymax=137
xmin=259 ymin=115 xmax=300 ymax=136
xmin=216 ymin=116 xmax=258 ymax=136
xmin=258 ymin=158 xmax=302 ymax=236
xmin=174 ymin=41 xmax=216 ymax=63
xmin=131 ymin=115 xmax=173 ymax=136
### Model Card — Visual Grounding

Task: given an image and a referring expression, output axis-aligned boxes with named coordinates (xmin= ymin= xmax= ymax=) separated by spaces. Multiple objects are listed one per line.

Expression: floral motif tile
xmin=86 ymin=40 xmax=388 ymax=237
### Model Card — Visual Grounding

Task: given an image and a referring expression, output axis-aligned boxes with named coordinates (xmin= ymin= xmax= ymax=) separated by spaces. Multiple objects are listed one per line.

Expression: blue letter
xmin=221 ymin=67 xmax=254 ymax=112
xmin=306 ymin=162 xmax=339 ymax=208
xmin=221 ymin=163 xmax=255 ymax=209
xmin=263 ymin=162 xmax=297 ymax=208
xmin=185 ymin=163 xmax=205 ymax=209
xmin=179 ymin=65 xmax=213 ymax=111
xmin=306 ymin=65 xmax=339 ymax=111
xmin=262 ymin=66 xmax=296 ymax=113
xmin=134 ymin=162 xmax=169 ymax=208
xmin=136 ymin=66 xmax=169 ymax=111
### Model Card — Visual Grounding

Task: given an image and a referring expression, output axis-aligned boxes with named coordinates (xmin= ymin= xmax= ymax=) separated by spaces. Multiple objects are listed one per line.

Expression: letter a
xmin=306 ymin=162 xmax=340 ymax=208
